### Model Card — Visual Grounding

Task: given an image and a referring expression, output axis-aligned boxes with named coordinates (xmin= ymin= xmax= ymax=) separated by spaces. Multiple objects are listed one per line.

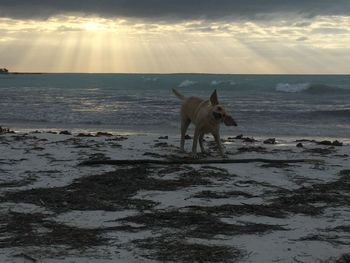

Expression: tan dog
xmin=172 ymin=88 xmax=237 ymax=158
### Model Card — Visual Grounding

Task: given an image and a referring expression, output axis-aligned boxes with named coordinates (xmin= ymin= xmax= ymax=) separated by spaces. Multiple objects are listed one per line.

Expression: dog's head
xmin=210 ymin=90 xmax=237 ymax=126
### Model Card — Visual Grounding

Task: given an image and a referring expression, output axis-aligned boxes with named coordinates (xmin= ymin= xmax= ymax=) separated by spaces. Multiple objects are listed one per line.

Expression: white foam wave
xmin=275 ymin=83 xmax=310 ymax=93
xmin=178 ymin=80 xmax=197 ymax=88
xmin=210 ymin=80 xmax=236 ymax=86
xmin=211 ymin=80 xmax=222 ymax=86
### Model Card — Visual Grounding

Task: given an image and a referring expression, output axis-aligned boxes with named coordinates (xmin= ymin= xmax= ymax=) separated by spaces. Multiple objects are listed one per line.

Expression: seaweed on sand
xmin=334 ymin=254 xmax=350 ymax=263
xmin=186 ymin=170 xmax=350 ymax=218
xmin=191 ymin=190 xmax=255 ymax=199
xmin=1 ymin=166 xmax=158 ymax=212
xmin=132 ymin=234 xmax=243 ymax=263
xmin=118 ymin=209 xmax=287 ymax=239
xmin=321 ymin=254 xmax=350 ymax=263
xmin=270 ymin=169 xmax=350 ymax=216
xmin=0 ymin=212 xmax=106 ymax=249
xmin=298 ymin=233 xmax=350 ymax=246
xmin=304 ymin=147 xmax=336 ymax=155
xmin=1 ymin=165 xmax=218 ymax=213
xmin=0 ymin=177 xmax=37 ymax=188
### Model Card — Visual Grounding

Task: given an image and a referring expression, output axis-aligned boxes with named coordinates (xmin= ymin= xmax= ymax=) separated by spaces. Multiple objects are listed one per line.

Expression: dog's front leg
xmin=180 ymin=118 xmax=190 ymax=152
xmin=212 ymin=131 xmax=225 ymax=157
xmin=191 ymin=127 xmax=200 ymax=158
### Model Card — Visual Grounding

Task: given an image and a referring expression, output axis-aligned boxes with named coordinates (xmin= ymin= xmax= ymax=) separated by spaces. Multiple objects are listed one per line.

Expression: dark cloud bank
xmin=1 ymin=0 xmax=350 ymax=21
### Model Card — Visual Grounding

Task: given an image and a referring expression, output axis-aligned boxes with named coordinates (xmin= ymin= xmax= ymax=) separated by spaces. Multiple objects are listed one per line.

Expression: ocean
xmin=1 ymin=73 xmax=349 ymax=138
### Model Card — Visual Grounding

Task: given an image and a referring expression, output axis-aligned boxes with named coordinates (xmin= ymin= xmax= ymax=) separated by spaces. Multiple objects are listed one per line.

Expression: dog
xmin=172 ymin=88 xmax=237 ymax=158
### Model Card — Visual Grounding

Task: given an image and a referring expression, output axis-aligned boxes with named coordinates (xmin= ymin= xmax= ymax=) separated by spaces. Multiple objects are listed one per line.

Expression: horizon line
xmin=4 ymin=71 xmax=350 ymax=76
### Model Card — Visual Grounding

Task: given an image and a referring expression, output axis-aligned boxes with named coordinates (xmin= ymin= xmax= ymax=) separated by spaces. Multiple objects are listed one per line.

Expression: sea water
xmin=0 ymin=73 xmax=349 ymax=138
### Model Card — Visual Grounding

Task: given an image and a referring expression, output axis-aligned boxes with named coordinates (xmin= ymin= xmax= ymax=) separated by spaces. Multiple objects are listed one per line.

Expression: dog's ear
xmin=210 ymin=90 xmax=219 ymax=105
xmin=224 ymin=115 xmax=237 ymax=126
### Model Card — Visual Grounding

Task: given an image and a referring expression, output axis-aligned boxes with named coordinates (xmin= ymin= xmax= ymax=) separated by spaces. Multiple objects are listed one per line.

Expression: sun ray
xmin=1 ymin=15 xmax=350 ymax=73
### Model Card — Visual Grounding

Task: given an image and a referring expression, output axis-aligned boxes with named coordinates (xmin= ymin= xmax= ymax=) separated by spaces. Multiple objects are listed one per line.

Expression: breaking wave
xmin=275 ymin=83 xmax=349 ymax=94
xmin=178 ymin=80 xmax=197 ymax=88
xmin=211 ymin=80 xmax=236 ymax=86
xmin=275 ymin=83 xmax=309 ymax=93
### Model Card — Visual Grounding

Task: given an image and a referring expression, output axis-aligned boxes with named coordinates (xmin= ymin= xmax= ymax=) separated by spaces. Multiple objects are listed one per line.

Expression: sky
xmin=0 ymin=1 xmax=350 ymax=73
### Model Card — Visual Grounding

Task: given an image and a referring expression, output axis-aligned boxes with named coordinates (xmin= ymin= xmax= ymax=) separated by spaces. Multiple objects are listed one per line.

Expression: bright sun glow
xmin=83 ymin=21 xmax=101 ymax=31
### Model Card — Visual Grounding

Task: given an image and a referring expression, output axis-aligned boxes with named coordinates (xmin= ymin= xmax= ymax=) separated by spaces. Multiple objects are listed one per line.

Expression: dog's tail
xmin=172 ymin=88 xmax=185 ymax=100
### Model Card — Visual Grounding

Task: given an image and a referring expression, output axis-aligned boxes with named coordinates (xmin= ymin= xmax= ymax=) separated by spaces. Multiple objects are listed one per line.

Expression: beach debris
xmin=296 ymin=143 xmax=304 ymax=148
xmin=87 ymin=153 xmax=110 ymax=161
xmin=295 ymin=139 xmax=343 ymax=147
xmin=304 ymin=147 xmax=336 ymax=155
xmin=260 ymin=162 xmax=293 ymax=169
xmin=228 ymin=134 xmax=258 ymax=143
xmin=0 ymin=126 xmax=15 ymax=134
xmin=243 ymin=137 xmax=257 ymax=143
xmin=96 ymin=131 xmax=113 ymax=137
xmin=323 ymin=253 xmax=350 ymax=263
xmin=11 ymin=134 xmax=37 ymax=141
xmin=233 ymin=134 xmax=243 ymax=139
xmin=238 ymin=146 xmax=267 ymax=153
xmin=192 ymin=190 xmax=255 ymax=199
xmin=264 ymin=138 xmax=276 ymax=144
xmin=0 ymin=211 xmax=107 ymax=250
xmin=122 ymin=208 xmax=287 ymax=239
xmin=227 ymin=134 xmax=258 ymax=143
xmin=143 ymin=152 xmax=164 ymax=158
xmin=317 ymin=140 xmax=333 ymax=146
xmin=3 ymin=165 xmax=234 ymax=213
xmin=298 ymin=233 xmax=350 ymax=246
xmin=335 ymin=154 xmax=349 ymax=158
xmin=132 ymin=235 xmax=243 ymax=262
xmin=77 ymin=132 xmax=94 ymax=137
xmin=59 ymin=130 xmax=72 ymax=135
xmin=105 ymin=135 xmax=128 ymax=141
xmin=317 ymin=140 xmax=343 ymax=146
xmin=332 ymin=140 xmax=343 ymax=146
xmin=30 ymin=130 xmax=42 ymax=134
xmin=154 ymin=142 xmax=168 ymax=148
xmin=296 ymin=139 xmax=314 ymax=143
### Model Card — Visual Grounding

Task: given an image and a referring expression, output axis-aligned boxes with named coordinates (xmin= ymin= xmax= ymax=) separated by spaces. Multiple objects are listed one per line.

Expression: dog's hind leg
xmin=191 ymin=127 xmax=200 ymax=158
xmin=180 ymin=117 xmax=191 ymax=151
xmin=199 ymin=133 xmax=205 ymax=153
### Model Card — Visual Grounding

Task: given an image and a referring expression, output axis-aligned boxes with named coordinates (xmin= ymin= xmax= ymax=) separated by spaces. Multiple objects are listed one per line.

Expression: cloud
xmin=296 ymin=36 xmax=309 ymax=41
xmin=56 ymin=25 xmax=83 ymax=32
xmin=311 ymin=27 xmax=350 ymax=34
xmin=293 ymin=21 xmax=312 ymax=27
xmin=0 ymin=0 xmax=350 ymax=21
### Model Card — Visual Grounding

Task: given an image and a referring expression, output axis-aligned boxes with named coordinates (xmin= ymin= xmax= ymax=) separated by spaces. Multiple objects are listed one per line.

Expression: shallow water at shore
xmin=1 ymin=73 xmax=350 ymax=138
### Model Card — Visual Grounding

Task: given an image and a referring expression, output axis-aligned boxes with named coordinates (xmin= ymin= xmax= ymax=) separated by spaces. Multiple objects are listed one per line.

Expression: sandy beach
xmin=0 ymin=127 xmax=349 ymax=262
xmin=2 ymin=0 xmax=350 ymax=261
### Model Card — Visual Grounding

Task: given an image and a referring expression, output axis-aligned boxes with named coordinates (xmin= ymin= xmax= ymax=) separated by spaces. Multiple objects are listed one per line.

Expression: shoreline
xmin=2 ymin=124 xmax=350 ymax=143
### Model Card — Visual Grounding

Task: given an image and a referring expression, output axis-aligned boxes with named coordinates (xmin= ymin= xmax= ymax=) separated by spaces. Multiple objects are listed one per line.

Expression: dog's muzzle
xmin=213 ymin=112 xmax=222 ymax=120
